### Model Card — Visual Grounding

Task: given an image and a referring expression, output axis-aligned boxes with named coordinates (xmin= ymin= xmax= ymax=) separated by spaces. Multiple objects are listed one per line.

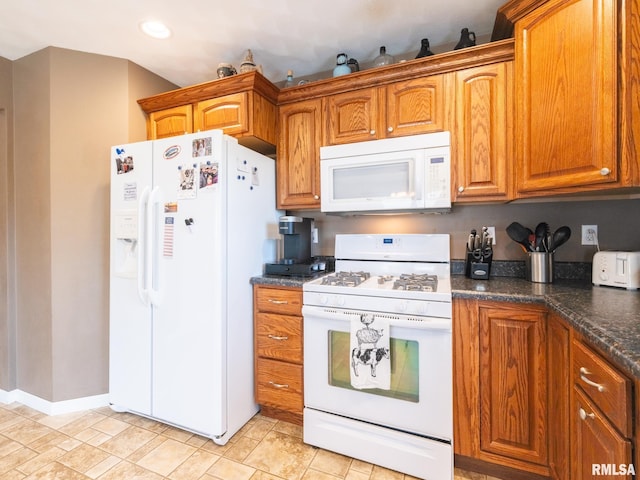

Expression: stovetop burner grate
xmin=393 ymin=274 xmax=438 ymax=292
xmin=321 ymin=271 xmax=371 ymax=287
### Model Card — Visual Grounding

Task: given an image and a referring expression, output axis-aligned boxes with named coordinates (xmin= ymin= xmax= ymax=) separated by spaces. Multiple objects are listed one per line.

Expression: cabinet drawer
xmin=572 ymin=339 xmax=632 ymax=436
xmin=255 ymin=287 xmax=302 ymax=316
xmin=256 ymin=313 xmax=302 ymax=363
xmin=572 ymin=386 xmax=632 ymax=478
xmin=256 ymin=358 xmax=303 ymax=412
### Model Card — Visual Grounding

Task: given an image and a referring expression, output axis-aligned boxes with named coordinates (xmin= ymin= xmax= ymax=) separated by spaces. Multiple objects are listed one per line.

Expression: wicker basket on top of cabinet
xmin=253 ymin=285 xmax=304 ymax=425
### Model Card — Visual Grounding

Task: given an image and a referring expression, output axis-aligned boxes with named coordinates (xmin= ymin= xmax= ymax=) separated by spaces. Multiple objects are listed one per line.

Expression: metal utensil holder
xmin=526 ymin=252 xmax=554 ymax=283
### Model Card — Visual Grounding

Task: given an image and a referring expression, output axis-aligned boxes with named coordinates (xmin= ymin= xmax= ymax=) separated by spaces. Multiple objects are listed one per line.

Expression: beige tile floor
xmin=0 ymin=402 xmax=504 ymax=480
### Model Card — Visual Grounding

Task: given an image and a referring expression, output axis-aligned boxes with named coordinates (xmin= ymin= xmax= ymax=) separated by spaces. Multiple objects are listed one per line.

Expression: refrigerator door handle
xmin=147 ymin=186 xmax=163 ymax=307
xmin=137 ymin=186 xmax=151 ymax=306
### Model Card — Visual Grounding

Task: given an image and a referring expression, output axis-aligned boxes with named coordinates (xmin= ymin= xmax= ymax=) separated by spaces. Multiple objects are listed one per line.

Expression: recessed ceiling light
xmin=140 ymin=20 xmax=171 ymax=39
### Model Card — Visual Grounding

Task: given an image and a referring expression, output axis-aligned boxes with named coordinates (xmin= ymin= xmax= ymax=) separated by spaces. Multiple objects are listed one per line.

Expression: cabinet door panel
xmin=479 ymin=304 xmax=548 ymax=466
xmin=148 ymin=105 xmax=193 ymax=139
xmin=385 ymin=76 xmax=446 ymax=137
xmin=515 ymin=0 xmax=617 ymax=193
xmin=571 ymin=386 xmax=632 ymax=479
xmin=194 ymin=92 xmax=248 ymax=135
xmin=548 ymin=313 xmax=571 ymax=480
xmin=453 ymin=63 xmax=512 ymax=201
xmin=277 ymin=99 xmax=322 ymax=209
xmin=325 ymin=88 xmax=378 ymax=145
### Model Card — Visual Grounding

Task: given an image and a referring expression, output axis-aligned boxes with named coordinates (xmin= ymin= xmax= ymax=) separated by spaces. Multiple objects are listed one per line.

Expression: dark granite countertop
xmin=251 ymin=274 xmax=640 ymax=380
xmin=250 ymin=273 xmax=326 ymax=288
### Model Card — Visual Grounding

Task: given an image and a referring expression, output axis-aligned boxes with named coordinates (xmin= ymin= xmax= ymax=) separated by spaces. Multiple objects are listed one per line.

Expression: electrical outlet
xmin=312 ymin=227 xmax=319 ymax=244
xmin=487 ymin=226 xmax=496 ymax=245
xmin=581 ymin=225 xmax=598 ymax=245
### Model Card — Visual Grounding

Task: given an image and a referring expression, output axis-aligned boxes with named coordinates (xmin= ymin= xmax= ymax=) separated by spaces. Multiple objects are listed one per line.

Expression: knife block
xmin=465 ymin=249 xmax=492 ymax=280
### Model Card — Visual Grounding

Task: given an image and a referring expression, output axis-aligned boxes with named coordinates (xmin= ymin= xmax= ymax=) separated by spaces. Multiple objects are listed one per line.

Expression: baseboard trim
xmin=0 ymin=389 xmax=109 ymax=416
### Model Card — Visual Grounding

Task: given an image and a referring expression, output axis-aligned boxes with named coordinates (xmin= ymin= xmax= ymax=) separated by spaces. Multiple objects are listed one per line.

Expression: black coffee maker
xmin=265 ymin=216 xmax=325 ymax=275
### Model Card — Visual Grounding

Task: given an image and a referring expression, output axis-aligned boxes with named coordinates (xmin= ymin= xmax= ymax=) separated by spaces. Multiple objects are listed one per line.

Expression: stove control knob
xmin=417 ymin=303 xmax=429 ymax=315
xmin=320 ymin=295 xmax=329 ymax=305
xmin=397 ymin=301 xmax=408 ymax=312
xmin=336 ymin=296 xmax=346 ymax=306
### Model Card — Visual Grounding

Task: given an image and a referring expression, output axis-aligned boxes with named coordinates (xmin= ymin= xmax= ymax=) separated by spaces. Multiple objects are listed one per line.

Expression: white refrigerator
xmin=109 ymin=129 xmax=280 ymax=444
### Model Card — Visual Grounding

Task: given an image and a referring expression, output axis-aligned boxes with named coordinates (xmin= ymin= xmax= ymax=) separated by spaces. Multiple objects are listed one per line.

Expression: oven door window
xmin=328 ymin=331 xmax=419 ymax=402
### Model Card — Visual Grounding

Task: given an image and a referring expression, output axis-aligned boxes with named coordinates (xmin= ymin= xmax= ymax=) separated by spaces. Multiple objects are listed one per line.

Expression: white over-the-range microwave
xmin=320 ymin=131 xmax=451 ymax=214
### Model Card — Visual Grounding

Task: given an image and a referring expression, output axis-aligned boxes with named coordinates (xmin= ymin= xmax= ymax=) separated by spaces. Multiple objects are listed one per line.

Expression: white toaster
xmin=592 ymin=251 xmax=640 ymax=290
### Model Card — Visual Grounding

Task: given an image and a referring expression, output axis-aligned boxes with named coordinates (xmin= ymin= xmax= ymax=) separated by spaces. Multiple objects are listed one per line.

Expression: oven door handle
xmin=302 ymin=305 xmax=451 ymax=331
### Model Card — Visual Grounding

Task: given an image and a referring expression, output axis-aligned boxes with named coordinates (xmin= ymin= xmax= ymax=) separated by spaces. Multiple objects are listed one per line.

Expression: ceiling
xmin=0 ymin=0 xmax=506 ymax=88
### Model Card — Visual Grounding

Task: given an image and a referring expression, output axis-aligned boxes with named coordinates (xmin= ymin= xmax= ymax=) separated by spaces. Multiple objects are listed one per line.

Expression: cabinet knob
xmin=458 ymin=186 xmax=465 ymax=193
xmin=314 ymin=195 xmax=320 ymax=200
xmin=600 ymin=167 xmax=611 ymax=176
xmin=579 ymin=408 xmax=596 ymax=420
xmin=369 ymin=130 xmax=376 ymax=135
xmin=387 ymin=126 xmax=394 ymax=133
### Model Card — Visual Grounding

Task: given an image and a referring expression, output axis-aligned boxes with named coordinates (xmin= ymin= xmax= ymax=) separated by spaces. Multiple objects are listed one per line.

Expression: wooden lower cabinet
xmin=570 ymin=336 xmax=633 ymax=479
xmin=253 ymin=285 xmax=304 ymax=425
xmin=547 ymin=312 xmax=571 ymax=480
xmin=454 ymin=299 xmax=549 ymax=476
xmin=571 ymin=387 xmax=632 ymax=479
xmin=455 ymin=298 xmax=637 ymax=479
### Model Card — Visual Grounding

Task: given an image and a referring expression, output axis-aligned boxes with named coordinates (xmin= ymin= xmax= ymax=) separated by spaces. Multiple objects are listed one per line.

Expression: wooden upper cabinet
xmin=384 ymin=75 xmax=447 ymax=137
xmin=139 ymin=71 xmax=278 ymax=155
xmin=452 ymin=62 xmax=513 ymax=202
xmin=194 ymin=92 xmax=248 ymax=135
xmin=277 ymin=99 xmax=322 ymax=209
xmin=325 ymin=88 xmax=379 ymax=145
xmin=148 ymin=105 xmax=193 ymax=139
xmin=514 ymin=0 xmax=618 ymax=195
xmin=325 ymin=76 xmax=447 ymax=145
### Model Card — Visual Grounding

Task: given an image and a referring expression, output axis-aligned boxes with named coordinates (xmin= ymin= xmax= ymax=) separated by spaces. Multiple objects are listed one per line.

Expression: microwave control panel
xmin=425 ymin=153 xmax=451 ymax=207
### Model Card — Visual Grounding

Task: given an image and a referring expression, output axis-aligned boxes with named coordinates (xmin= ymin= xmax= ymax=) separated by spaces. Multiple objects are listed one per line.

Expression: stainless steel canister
xmin=526 ymin=252 xmax=554 ymax=283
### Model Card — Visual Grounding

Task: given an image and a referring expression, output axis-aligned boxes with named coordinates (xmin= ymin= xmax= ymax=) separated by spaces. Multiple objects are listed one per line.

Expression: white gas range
xmin=302 ymin=234 xmax=453 ymax=480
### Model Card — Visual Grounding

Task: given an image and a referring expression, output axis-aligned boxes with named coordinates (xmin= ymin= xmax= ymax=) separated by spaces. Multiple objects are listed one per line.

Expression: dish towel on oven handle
xmin=350 ymin=313 xmax=391 ymax=390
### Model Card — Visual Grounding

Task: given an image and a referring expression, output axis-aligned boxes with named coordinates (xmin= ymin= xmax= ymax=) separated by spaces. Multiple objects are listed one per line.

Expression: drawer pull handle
xmin=579 ymin=408 xmax=596 ymax=420
xmin=268 ymin=299 xmax=288 ymax=305
xmin=579 ymin=367 xmax=605 ymax=392
xmin=268 ymin=381 xmax=289 ymax=389
xmin=268 ymin=334 xmax=289 ymax=341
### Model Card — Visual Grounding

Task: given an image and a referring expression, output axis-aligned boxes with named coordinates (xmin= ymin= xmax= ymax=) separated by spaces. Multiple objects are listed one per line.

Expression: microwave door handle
xmin=413 ymin=156 xmax=424 ymax=202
